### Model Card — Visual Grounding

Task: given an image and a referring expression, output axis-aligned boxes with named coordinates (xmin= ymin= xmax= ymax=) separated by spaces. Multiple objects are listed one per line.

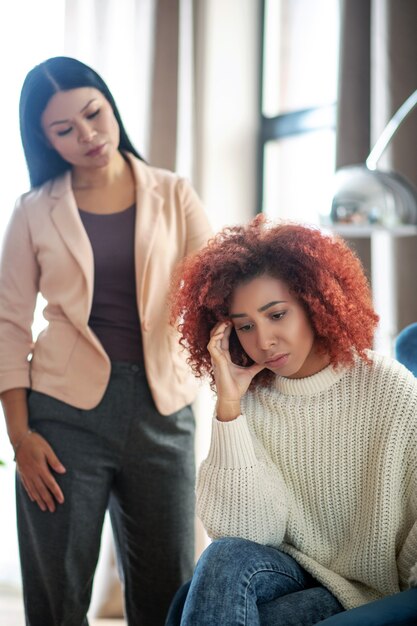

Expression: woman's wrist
xmin=216 ymin=399 xmax=241 ymax=422
xmin=11 ymin=429 xmax=34 ymax=460
xmin=1 ymin=388 xmax=31 ymax=453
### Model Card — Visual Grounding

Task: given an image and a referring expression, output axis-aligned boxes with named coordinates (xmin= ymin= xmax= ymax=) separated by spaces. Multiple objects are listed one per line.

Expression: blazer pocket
xmin=31 ymin=322 xmax=79 ymax=377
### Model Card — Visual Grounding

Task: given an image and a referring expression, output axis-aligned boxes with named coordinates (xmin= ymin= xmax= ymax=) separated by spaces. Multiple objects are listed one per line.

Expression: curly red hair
xmin=170 ymin=215 xmax=379 ymax=388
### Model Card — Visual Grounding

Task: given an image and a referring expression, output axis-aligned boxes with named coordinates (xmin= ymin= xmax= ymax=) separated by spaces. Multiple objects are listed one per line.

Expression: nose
xmin=77 ymin=120 xmax=96 ymax=143
xmin=256 ymin=324 xmax=277 ymax=351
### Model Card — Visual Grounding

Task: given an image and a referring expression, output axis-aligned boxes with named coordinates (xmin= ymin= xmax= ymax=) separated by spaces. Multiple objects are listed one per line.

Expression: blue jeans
xmin=316 ymin=588 xmax=417 ymax=625
xmin=165 ymin=537 xmax=344 ymax=625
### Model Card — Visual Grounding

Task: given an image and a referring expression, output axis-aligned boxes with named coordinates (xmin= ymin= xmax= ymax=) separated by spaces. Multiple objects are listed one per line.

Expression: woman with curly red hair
xmin=167 ymin=215 xmax=417 ymax=626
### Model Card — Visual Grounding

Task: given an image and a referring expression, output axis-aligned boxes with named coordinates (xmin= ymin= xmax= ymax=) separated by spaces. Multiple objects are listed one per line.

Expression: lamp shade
xmin=330 ymin=90 xmax=417 ymax=227
xmin=330 ymin=165 xmax=417 ymax=226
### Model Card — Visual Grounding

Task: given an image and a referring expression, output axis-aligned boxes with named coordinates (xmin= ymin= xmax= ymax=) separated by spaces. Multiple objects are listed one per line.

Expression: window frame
xmin=256 ymin=0 xmax=338 ymax=216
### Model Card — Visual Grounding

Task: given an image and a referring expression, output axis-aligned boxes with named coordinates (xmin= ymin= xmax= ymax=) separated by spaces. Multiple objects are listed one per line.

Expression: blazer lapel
xmin=128 ymin=156 xmax=163 ymax=316
xmin=49 ymin=172 xmax=94 ymax=320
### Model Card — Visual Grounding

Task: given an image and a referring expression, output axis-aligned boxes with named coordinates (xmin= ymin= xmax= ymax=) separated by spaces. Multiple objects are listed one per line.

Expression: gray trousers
xmin=16 ymin=362 xmax=196 ymax=626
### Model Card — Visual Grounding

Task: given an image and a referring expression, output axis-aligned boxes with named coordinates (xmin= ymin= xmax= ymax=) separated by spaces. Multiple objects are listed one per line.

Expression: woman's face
xmin=229 ymin=274 xmax=329 ymax=379
xmin=41 ymin=87 xmax=120 ymax=169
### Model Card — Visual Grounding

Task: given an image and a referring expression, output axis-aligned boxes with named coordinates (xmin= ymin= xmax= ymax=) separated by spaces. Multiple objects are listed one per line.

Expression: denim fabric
xmin=316 ymin=588 xmax=417 ymax=626
xmin=165 ymin=537 xmax=344 ymax=626
xmin=17 ymin=362 xmax=196 ymax=626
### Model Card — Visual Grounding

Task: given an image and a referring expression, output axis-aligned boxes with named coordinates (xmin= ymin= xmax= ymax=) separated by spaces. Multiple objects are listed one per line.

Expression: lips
xmin=85 ymin=144 xmax=105 ymax=157
xmin=265 ymin=353 xmax=289 ymax=368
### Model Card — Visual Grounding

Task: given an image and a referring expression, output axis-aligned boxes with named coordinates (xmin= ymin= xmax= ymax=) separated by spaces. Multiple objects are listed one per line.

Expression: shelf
xmin=326 ymin=223 xmax=417 ymax=238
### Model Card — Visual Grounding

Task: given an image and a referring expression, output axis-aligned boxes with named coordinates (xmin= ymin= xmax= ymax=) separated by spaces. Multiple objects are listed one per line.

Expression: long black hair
xmin=19 ymin=56 xmax=144 ymax=188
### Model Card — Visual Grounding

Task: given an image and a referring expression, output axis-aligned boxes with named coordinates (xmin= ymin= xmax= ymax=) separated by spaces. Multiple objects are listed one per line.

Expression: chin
xmin=90 ymin=155 xmax=111 ymax=168
xmin=264 ymin=362 xmax=287 ymax=374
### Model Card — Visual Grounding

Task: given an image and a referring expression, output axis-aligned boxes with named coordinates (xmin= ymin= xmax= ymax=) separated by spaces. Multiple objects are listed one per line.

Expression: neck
xmin=71 ymin=150 xmax=128 ymax=190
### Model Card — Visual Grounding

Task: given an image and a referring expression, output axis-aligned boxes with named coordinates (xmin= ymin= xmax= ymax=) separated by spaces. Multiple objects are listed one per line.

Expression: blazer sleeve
xmin=0 ymin=197 xmax=40 ymax=393
xmin=177 ymin=177 xmax=212 ymax=256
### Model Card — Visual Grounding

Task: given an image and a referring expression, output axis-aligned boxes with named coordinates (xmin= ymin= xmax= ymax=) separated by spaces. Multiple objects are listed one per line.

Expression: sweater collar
xmin=273 ymin=362 xmax=348 ymax=396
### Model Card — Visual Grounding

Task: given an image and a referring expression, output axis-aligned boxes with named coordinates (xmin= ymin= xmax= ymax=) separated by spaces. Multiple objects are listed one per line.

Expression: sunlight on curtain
xmin=0 ymin=0 xmax=66 ymax=587
xmin=263 ymin=130 xmax=336 ymax=224
xmin=262 ymin=0 xmax=339 ymax=117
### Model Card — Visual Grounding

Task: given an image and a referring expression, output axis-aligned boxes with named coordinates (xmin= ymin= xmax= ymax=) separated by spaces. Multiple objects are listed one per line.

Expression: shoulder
xmin=15 ymin=170 xmax=72 ymax=213
xmin=126 ymin=153 xmax=197 ymax=197
xmin=7 ymin=175 xmax=72 ymax=241
xmin=9 ymin=179 xmax=57 ymax=232
xmin=15 ymin=179 xmax=54 ymax=210
xmin=351 ymin=350 xmax=417 ymax=419
xmin=348 ymin=349 xmax=417 ymax=392
xmin=357 ymin=349 xmax=416 ymax=387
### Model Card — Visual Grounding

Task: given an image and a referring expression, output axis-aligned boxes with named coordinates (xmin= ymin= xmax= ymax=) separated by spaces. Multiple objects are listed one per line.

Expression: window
xmin=258 ymin=0 xmax=340 ymax=224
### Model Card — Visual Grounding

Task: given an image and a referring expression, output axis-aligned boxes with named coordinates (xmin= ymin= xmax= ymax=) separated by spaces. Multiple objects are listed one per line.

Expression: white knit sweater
xmin=196 ymin=351 xmax=417 ymax=609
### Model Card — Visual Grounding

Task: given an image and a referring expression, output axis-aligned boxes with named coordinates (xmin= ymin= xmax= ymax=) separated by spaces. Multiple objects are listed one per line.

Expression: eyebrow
xmin=229 ymin=300 xmax=287 ymax=318
xmin=48 ymin=99 xmax=98 ymax=127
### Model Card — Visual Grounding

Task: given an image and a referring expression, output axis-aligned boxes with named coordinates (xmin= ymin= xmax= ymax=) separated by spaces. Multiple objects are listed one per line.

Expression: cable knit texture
xmin=196 ymin=351 xmax=417 ymax=610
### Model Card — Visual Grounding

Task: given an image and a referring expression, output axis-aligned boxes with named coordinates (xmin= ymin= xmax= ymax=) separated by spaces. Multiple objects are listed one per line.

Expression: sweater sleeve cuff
xmin=205 ymin=414 xmax=258 ymax=469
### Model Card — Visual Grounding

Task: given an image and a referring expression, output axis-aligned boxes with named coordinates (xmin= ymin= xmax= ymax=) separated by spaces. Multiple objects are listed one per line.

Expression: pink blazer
xmin=0 ymin=154 xmax=212 ymax=414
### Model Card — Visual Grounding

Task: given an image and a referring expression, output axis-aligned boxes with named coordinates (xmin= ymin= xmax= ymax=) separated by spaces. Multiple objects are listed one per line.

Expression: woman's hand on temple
xmin=208 ymin=321 xmax=265 ymax=421
xmin=14 ymin=432 xmax=66 ymax=513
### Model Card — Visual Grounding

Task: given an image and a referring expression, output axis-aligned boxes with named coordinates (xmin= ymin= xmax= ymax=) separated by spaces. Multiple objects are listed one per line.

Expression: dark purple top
xmin=79 ymin=204 xmax=144 ymax=363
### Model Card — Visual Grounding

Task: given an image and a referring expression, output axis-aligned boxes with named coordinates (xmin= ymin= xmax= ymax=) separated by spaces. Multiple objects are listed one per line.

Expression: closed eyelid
xmin=56 ymin=127 xmax=72 ymax=136
xmin=55 ymin=110 xmax=98 ymax=136
xmin=234 ymin=322 xmax=252 ymax=332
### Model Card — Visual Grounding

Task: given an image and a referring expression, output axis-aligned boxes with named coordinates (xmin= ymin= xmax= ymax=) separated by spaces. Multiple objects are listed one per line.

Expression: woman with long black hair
xmin=0 ymin=56 xmax=212 ymax=626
